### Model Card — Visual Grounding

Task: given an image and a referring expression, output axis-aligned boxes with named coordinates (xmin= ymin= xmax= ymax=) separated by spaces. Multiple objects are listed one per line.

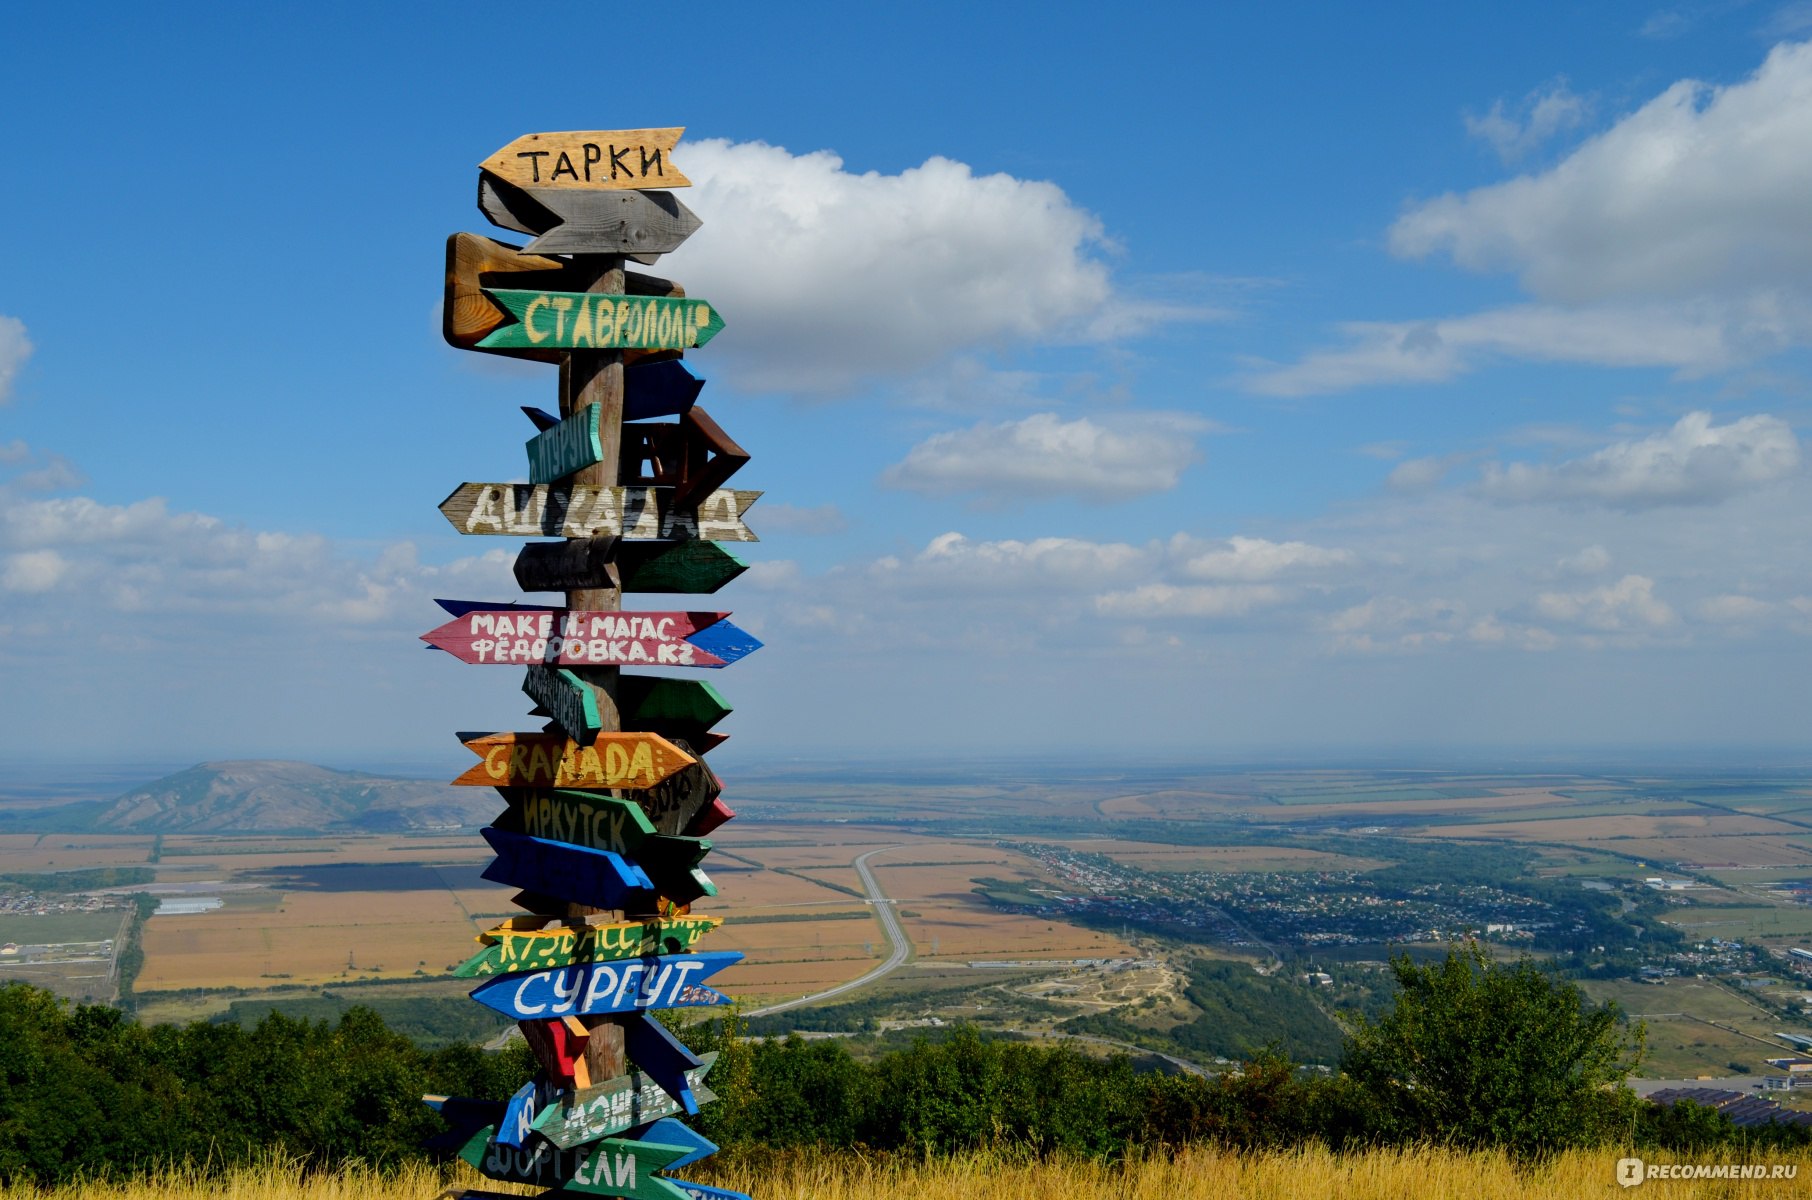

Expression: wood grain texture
xmin=439 ymin=484 xmax=759 ymax=541
xmin=481 ymin=174 xmax=702 ymax=257
xmin=481 ymin=129 xmax=690 ymax=191
xmin=442 ymin=234 xmax=687 ymax=365
xmin=518 ymin=1019 xmax=591 ymax=1089
xmin=465 ymin=950 xmax=740 ymax=1020
xmin=533 ymin=1053 xmax=719 ymax=1149
xmin=478 ymin=290 xmax=724 ymax=352
xmin=454 ymin=730 xmax=696 ymax=790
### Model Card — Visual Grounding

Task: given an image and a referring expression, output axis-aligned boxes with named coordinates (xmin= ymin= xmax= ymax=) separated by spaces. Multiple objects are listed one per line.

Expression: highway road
xmin=744 ymin=845 xmax=908 ymax=1018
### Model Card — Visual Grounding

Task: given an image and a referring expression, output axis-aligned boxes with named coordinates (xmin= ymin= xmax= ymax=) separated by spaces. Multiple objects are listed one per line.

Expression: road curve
xmin=743 ymin=845 xmax=909 ymax=1018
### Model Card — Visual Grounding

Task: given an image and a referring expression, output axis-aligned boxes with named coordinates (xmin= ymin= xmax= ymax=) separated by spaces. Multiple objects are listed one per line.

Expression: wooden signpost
xmin=426 ymin=124 xmax=766 ymax=1200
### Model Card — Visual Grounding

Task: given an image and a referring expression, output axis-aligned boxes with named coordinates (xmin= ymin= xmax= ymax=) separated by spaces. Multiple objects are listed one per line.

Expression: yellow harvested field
xmin=1420 ymin=812 xmax=1807 ymax=841
xmin=0 ymin=835 xmax=154 ymax=871
xmin=1573 ymin=836 xmax=1812 ymax=869
xmin=137 ymin=886 xmax=491 ymax=989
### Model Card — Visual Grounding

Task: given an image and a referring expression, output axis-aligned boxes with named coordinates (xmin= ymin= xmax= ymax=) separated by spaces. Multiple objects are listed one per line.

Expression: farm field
xmin=1580 ymin=976 xmax=1806 ymax=1079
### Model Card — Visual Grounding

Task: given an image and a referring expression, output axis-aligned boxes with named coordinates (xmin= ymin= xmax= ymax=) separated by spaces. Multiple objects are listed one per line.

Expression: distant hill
xmin=97 ymin=760 xmax=496 ymax=833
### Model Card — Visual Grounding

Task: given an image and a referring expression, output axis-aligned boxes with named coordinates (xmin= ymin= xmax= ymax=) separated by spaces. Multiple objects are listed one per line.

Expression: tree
xmin=1340 ymin=941 xmax=1644 ymax=1157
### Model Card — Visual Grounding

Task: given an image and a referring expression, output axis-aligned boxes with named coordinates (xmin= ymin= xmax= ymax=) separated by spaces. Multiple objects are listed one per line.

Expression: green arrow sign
xmin=459 ymin=1125 xmax=688 ymax=1200
xmin=479 ymin=290 xmax=724 ymax=351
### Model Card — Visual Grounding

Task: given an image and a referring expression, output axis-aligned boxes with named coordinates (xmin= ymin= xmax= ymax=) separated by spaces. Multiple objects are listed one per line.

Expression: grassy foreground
xmin=6 ymin=1147 xmax=1810 ymax=1200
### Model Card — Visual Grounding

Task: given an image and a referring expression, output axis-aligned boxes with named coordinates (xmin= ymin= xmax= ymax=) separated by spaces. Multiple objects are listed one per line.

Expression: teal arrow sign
xmin=479 ymin=290 xmax=724 ymax=351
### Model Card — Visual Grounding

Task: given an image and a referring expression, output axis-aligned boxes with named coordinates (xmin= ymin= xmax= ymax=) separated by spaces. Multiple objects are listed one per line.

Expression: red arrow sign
xmin=424 ymin=609 xmax=731 ymax=667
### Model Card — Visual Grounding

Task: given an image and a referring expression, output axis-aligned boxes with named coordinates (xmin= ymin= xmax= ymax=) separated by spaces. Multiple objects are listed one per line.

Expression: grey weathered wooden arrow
xmin=439 ymin=484 xmax=759 ymax=541
xmin=481 ymin=172 xmax=702 ymax=259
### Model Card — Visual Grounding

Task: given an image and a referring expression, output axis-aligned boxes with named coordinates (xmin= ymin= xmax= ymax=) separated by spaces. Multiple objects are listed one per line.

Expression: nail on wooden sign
xmin=481 ymin=128 xmax=690 ymax=191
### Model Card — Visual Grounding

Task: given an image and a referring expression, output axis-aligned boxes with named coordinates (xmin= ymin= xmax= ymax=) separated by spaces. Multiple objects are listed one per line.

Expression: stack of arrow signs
xmin=424 ymin=127 xmax=754 ymax=1200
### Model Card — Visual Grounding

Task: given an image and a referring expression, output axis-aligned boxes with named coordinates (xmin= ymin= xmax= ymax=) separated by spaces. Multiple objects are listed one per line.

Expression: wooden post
xmin=561 ymin=252 xmax=628 ymax=1081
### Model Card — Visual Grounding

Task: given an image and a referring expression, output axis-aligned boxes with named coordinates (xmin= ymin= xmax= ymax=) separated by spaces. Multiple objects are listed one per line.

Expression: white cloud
xmin=1478 ymin=411 xmax=1800 ymax=508
xmin=1465 ymin=80 xmax=1589 ymax=163
xmin=875 ymin=530 xmax=1147 ymax=592
xmin=0 ymin=317 xmax=32 ymax=404
xmin=880 ymin=411 xmax=1205 ymax=501
xmin=1697 ymin=593 xmax=1773 ymax=622
xmin=666 ymin=141 xmax=1189 ymax=395
xmin=1557 ymin=545 xmax=1612 ymax=575
xmin=1171 ymin=534 xmax=1352 ymax=581
xmin=2 ymin=549 xmax=67 ymax=593
xmin=1094 ymin=583 xmax=1284 ymax=619
xmin=1393 ymin=41 xmax=1812 ymax=304
xmin=1243 ymin=303 xmax=1738 ymax=395
xmin=1388 ymin=453 xmax=1467 ymax=492
xmin=1534 ymin=574 xmax=1676 ymax=630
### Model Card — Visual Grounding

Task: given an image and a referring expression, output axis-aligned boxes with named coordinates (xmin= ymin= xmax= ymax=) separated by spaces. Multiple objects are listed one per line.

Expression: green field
xmin=0 ymin=910 xmax=123 ymax=945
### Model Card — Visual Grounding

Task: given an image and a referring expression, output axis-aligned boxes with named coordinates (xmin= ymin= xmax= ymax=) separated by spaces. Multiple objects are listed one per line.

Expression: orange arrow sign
xmin=481 ymin=129 xmax=690 ymax=191
xmin=454 ymin=731 xmax=695 ymax=790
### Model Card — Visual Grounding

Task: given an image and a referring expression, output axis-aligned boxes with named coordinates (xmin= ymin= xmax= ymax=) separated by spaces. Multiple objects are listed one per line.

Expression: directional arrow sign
xmin=458 ymin=1124 xmax=690 ymax=1200
xmin=439 ymin=483 xmax=759 ymax=542
xmin=445 ymin=232 xmax=691 ymax=363
xmin=516 ymin=539 xmax=748 ymax=595
xmin=422 ymin=608 xmax=757 ymax=669
xmin=636 ymin=1120 xmax=717 ymax=1171
xmin=521 ymin=665 xmax=601 ymax=742
xmin=481 ymin=129 xmax=690 ymax=191
xmin=467 ymin=950 xmax=741 ymax=1019
xmin=496 ymin=788 xmax=715 ymax=906
xmin=480 ymin=827 xmax=654 ymax=913
xmin=619 ymin=1012 xmax=707 ymax=1116
xmin=534 ymin=1053 xmax=718 ymax=1149
xmin=626 ymin=360 xmax=705 ymax=422
xmin=458 ymin=915 xmax=721 ymax=979
xmin=496 ymin=1074 xmax=560 ymax=1149
xmin=527 ymin=404 xmax=603 ymax=484
xmin=622 ymin=408 xmax=750 ymax=511
xmin=455 ymin=731 xmax=695 ymax=790
xmin=481 ymin=174 xmax=703 ymax=257
xmin=478 ymin=290 xmax=724 ymax=352
xmin=669 ymin=1183 xmax=752 ymax=1200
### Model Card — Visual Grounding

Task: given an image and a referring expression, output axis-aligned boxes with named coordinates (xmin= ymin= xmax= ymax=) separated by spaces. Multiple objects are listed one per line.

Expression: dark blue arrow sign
xmin=626 ymin=360 xmax=704 ymax=422
xmin=670 ymin=1183 xmax=752 ymax=1200
xmin=468 ymin=950 xmax=741 ymax=1020
xmin=480 ymin=827 xmax=654 ymax=913
xmin=621 ymin=1010 xmax=707 ymax=1115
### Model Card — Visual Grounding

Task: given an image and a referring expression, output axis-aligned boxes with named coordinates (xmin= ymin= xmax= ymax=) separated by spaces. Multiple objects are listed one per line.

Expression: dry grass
xmin=9 ymin=1146 xmax=1812 ymax=1200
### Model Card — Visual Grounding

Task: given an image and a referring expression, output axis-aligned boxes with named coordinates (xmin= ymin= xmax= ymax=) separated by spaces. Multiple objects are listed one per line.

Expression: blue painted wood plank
xmin=625 ymin=360 xmax=704 ymax=422
xmin=480 ymin=826 xmax=653 ymax=912
xmin=467 ymin=951 xmax=740 ymax=1020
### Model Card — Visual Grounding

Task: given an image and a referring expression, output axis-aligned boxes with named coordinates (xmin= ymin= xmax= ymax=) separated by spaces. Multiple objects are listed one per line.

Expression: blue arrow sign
xmin=633 ymin=1118 xmax=716 ymax=1170
xmin=468 ymin=950 xmax=741 ymax=1020
xmin=480 ymin=826 xmax=654 ymax=913
xmin=626 ymin=360 xmax=704 ymax=422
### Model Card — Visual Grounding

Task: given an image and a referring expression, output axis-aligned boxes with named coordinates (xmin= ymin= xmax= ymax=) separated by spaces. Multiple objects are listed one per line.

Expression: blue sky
xmin=5 ymin=2 xmax=1812 ymax=769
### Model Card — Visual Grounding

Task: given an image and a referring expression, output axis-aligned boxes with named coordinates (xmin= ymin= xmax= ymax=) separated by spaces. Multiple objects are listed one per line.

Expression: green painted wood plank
xmin=478 ymin=290 xmax=724 ymax=351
